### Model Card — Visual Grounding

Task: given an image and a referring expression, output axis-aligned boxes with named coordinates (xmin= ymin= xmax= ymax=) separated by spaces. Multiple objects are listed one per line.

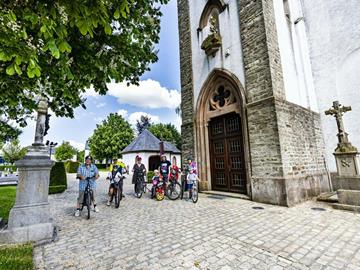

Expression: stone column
xmin=0 ymin=98 xmax=54 ymax=244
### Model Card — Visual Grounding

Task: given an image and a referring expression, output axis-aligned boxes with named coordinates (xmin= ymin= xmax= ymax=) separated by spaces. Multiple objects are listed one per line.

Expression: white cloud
xmin=107 ymin=79 xmax=180 ymax=109
xmin=94 ymin=116 xmax=105 ymax=123
xmin=96 ymin=102 xmax=106 ymax=108
xmin=128 ymin=112 xmax=160 ymax=127
xmin=68 ymin=140 xmax=85 ymax=151
xmin=84 ymin=87 xmax=99 ymax=98
xmin=117 ymin=109 xmax=128 ymax=118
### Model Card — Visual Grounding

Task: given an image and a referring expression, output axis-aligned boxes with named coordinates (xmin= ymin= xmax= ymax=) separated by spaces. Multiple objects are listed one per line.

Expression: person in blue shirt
xmin=75 ymin=156 xmax=100 ymax=217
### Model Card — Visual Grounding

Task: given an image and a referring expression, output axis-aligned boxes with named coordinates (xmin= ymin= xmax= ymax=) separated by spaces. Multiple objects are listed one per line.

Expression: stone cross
xmin=34 ymin=97 xmax=49 ymax=146
xmin=325 ymin=101 xmax=351 ymax=144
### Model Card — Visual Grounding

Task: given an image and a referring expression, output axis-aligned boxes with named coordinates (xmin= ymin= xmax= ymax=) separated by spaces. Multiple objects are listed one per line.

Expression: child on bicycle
xmin=186 ymin=168 xmax=197 ymax=199
xmin=106 ymin=165 xmax=125 ymax=206
xmin=151 ymin=170 xmax=161 ymax=198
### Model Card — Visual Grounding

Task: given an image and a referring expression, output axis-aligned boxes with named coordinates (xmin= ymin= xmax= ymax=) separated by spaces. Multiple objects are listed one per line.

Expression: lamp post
xmin=46 ymin=140 xmax=58 ymax=158
xmin=0 ymin=98 xmax=55 ymax=244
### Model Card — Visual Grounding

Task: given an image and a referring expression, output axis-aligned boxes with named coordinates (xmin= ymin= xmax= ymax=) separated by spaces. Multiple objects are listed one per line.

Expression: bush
xmin=147 ymin=171 xmax=154 ymax=183
xmin=0 ymin=165 xmax=17 ymax=172
xmin=49 ymin=162 xmax=67 ymax=194
xmin=49 ymin=185 xmax=66 ymax=194
xmin=65 ymin=161 xmax=80 ymax=173
xmin=95 ymin=163 xmax=107 ymax=169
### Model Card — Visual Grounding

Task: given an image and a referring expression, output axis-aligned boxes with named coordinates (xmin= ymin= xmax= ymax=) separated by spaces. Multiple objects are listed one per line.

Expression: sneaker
xmin=106 ymin=201 xmax=111 ymax=206
xmin=74 ymin=209 xmax=81 ymax=217
xmin=94 ymin=206 xmax=99 ymax=213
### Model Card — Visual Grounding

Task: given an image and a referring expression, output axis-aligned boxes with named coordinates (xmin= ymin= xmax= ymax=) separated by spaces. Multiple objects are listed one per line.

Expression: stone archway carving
xmin=194 ymin=69 xmax=251 ymax=195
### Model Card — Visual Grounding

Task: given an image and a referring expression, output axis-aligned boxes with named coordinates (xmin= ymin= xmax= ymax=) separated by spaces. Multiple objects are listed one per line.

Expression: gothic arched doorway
xmin=195 ymin=69 xmax=250 ymax=195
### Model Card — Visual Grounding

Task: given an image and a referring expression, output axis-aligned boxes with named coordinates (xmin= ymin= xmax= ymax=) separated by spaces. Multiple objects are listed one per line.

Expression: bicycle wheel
xmin=86 ymin=191 xmax=91 ymax=219
xmin=166 ymin=182 xmax=181 ymax=200
xmin=115 ymin=186 xmax=121 ymax=208
xmin=155 ymin=186 xmax=165 ymax=201
xmin=192 ymin=183 xmax=198 ymax=203
xmin=136 ymin=180 xmax=142 ymax=198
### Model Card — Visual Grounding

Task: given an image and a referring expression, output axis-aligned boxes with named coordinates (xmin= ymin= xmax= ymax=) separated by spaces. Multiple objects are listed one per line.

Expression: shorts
xmin=186 ymin=183 xmax=193 ymax=190
xmin=109 ymin=183 xmax=115 ymax=189
xmin=78 ymin=189 xmax=96 ymax=205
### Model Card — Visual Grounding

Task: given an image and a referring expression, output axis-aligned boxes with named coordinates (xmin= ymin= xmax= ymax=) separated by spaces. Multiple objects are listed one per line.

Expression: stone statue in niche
xmin=201 ymin=14 xmax=222 ymax=57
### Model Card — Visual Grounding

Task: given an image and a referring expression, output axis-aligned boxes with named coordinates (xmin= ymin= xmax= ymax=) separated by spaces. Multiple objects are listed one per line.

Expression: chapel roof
xmin=121 ymin=129 xmax=181 ymax=154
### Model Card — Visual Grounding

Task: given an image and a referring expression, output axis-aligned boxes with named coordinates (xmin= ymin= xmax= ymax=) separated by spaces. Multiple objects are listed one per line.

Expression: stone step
xmin=201 ymin=190 xmax=251 ymax=200
xmin=317 ymin=191 xmax=338 ymax=203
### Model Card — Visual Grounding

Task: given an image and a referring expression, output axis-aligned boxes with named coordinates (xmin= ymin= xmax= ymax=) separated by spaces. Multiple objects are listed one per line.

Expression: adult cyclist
xmin=75 ymin=156 xmax=100 ymax=217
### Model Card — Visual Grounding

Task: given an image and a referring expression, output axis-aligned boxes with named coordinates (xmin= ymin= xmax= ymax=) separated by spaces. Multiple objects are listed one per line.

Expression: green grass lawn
xmin=0 ymin=244 xmax=34 ymax=270
xmin=0 ymin=186 xmax=16 ymax=224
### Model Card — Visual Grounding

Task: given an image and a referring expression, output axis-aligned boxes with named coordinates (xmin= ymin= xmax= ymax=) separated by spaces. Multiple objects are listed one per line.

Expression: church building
xmin=177 ymin=0 xmax=359 ymax=206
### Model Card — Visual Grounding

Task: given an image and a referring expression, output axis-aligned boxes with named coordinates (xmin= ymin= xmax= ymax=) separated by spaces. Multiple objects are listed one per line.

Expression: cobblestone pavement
xmin=33 ymin=173 xmax=360 ymax=270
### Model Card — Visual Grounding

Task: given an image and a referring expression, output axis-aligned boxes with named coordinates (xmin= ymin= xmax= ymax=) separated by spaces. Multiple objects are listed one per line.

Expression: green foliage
xmin=149 ymin=123 xmax=181 ymax=150
xmin=95 ymin=163 xmax=107 ymax=169
xmin=0 ymin=186 xmax=16 ymax=223
xmin=0 ymin=0 xmax=169 ymax=136
xmin=76 ymin=150 xmax=85 ymax=162
xmin=54 ymin=141 xmax=77 ymax=161
xmin=0 ymin=165 xmax=17 ymax=172
xmin=65 ymin=161 xmax=80 ymax=173
xmin=89 ymin=113 xmax=134 ymax=161
xmin=1 ymin=140 xmax=27 ymax=164
xmin=0 ymin=243 xmax=34 ymax=270
xmin=49 ymin=185 xmax=66 ymax=194
xmin=49 ymin=162 xmax=67 ymax=194
xmin=136 ymin=115 xmax=152 ymax=135
xmin=0 ymin=121 xmax=21 ymax=144
xmin=147 ymin=171 xmax=155 ymax=183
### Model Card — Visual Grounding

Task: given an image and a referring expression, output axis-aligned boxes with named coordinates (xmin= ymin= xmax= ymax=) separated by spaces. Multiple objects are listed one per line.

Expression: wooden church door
xmin=209 ymin=113 xmax=247 ymax=194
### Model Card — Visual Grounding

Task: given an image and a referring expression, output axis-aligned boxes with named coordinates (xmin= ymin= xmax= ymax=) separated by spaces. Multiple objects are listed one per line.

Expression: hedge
xmin=0 ymin=165 xmax=17 ymax=172
xmin=49 ymin=162 xmax=67 ymax=194
xmin=95 ymin=163 xmax=107 ymax=169
xmin=65 ymin=161 xmax=80 ymax=173
xmin=147 ymin=171 xmax=155 ymax=183
xmin=49 ymin=185 xmax=66 ymax=194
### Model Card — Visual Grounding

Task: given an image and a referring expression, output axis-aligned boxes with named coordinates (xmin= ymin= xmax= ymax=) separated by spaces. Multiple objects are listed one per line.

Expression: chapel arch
xmin=198 ymin=0 xmax=227 ymax=31
xmin=195 ymin=69 xmax=250 ymax=195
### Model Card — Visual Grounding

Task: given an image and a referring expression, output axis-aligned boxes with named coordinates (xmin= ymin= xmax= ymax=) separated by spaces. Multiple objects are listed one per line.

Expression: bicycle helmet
xmin=136 ymin=155 xmax=142 ymax=160
xmin=186 ymin=156 xmax=193 ymax=161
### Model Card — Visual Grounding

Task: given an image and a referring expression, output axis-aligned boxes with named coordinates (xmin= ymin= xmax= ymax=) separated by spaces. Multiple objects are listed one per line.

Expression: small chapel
xmin=177 ymin=0 xmax=360 ymax=206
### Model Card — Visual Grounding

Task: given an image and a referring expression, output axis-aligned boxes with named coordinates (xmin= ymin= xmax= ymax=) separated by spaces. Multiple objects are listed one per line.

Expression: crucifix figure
xmin=34 ymin=97 xmax=49 ymax=146
xmin=325 ymin=101 xmax=357 ymax=153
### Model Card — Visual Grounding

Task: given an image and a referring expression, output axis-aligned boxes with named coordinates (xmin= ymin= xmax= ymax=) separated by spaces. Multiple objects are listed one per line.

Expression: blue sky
xmin=19 ymin=0 xmax=180 ymax=150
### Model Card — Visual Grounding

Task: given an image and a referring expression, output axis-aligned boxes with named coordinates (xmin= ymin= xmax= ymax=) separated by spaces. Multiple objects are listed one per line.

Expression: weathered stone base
xmin=252 ymin=174 xmax=330 ymax=206
xmin=338 ymin=189 xmax=360 ymax=205
xmin=0 ymin=223 xmax=53 ymax=244
xmin=332 ymin=175 xmax=360 ymax=191
xmin=332 ymin=203 xmax=360 ymax=213
xmin=8 ymin=202 xmax=51 ymax=228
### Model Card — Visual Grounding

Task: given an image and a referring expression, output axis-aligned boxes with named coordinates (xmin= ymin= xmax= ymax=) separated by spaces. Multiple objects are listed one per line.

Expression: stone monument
xmin=0 ymin=98 xmax=55 ymax=243
xmin=325 ymin=101 xmax=360 ymax=211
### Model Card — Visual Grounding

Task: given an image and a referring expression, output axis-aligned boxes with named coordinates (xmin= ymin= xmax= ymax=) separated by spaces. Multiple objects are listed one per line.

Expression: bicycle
xmin=155 ymin=178 xmax=166 ymax=201
xmin=111 ymin=175 xmax=125 ymax=208
xmin=166 ymin=174 xmax=181 ymax=200
xmin=81 ymin=177 xmax=93 ymax=219
xmin=190 ymin=179 xmax=199 ymax=203
xmin=134 ymin=170 xmax=145 ymax=198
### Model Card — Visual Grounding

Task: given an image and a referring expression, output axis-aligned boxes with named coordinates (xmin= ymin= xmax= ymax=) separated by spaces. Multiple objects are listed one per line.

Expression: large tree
xmin=148 ymin=123 xmax=181 ymax=150
xmin=0 ymin=0 xmax=168 ymax=136
xmin=88 ymin=113 xmax=134 ymax=163
xmin=136 ymin=115 xmax=152 ymax=135
xmin=54 ymin=141 xmax=77 ymax=161
xmin=2 ymin=139 xmax=28 ymax=164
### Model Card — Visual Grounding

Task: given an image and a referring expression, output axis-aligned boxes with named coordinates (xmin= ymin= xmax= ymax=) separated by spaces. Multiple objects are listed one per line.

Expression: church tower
xmin=177 ymin=0 xmax=331 ymax=206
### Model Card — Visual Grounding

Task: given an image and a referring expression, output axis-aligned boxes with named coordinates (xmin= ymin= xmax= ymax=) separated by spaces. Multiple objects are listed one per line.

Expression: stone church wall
xmin=303 ymin=0 xmax=360 ymax=172
xmin=276 ymin=100 xmax=330 ymax=205
xmin=178 ymin=0 xmax=330 ymax=206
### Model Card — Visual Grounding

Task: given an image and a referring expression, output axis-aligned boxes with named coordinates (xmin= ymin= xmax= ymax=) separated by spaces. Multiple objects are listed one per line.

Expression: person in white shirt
xmin=106 ymin=165 xmax=125 ymax=206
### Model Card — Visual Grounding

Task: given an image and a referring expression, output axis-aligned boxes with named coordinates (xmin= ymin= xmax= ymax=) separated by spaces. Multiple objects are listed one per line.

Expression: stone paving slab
xmin=33 ymin=173 xmax=360 ymax=270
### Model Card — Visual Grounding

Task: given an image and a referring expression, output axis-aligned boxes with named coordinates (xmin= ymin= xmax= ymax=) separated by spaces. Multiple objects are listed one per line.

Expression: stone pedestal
xmin=334 ymin=152 xmax=360 ymax=176
xmin=0 ymin=145 xmax=54 ymax=244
